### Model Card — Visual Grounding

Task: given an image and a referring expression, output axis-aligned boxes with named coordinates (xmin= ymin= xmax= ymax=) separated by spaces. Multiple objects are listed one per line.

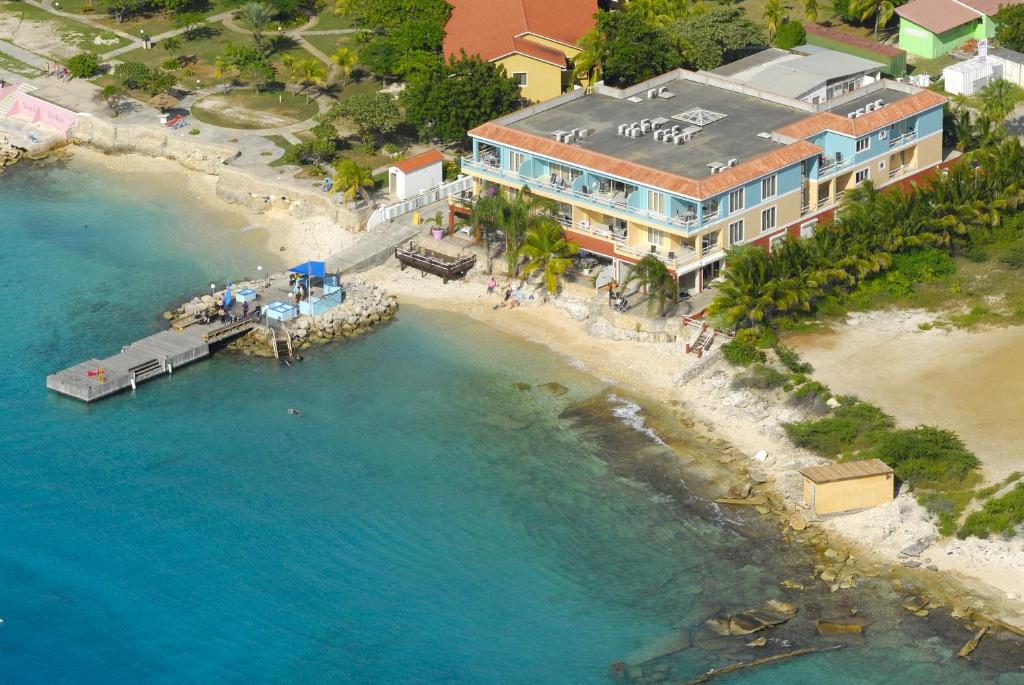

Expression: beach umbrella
xmin=595 ymin=265 xmax=616 ymax=289
xmin=148 ymin=93 xmax=177 ymax=112
xmin=222 ymin=282 xmax=233 ymax=309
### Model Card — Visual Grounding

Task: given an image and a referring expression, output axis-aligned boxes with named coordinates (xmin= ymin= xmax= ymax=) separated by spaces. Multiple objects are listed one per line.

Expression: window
xmin=548 ymin=162 xmax=580 ymax=184
xmin=761 ymin=206 xmax=776 ymax=232
xmin=729 ymin=219 xmax=744 ymax=245
xmin=855 ymin=168 xmax=869 ymax=184
xmin=647 ymin=190 xmax=665 ymax=214
xmin=770 ymin=233 xmax=787 ymax=252
xmin=513 ymin=72 xmax=528 ymax=87
xmin=878 ymin=160 xmax=886 ymax=170
xmin=800 ymin=219 xmax=817 ymax=238
xmin=647 ymin=227 xmax=666 ymax=246
xmin=856 ymin=137 xmax=869 ymax=153
xmin=728 ymin=188 xmax=744 ymax=214
xmin=701 ymin=231 xmax=719 ymax=253
xmin=761 ymin=175 xmax=777 ymax=200
xmin=509 ymin=151 xmax=524 ymax=173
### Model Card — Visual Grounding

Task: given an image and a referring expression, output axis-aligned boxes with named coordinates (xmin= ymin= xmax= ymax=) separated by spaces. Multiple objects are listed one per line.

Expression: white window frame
xmin=855 ymin=168 xmax=869 ymax=184
xmin=800 ymin=219 xmax=817 ymax=238
xmin=770 ymin=233 xmax=787 ymax=252
xmin=761 ymin=175 xmax=777 ymax=200
xmin=856 ymin=137 xmax=869 ymax=153
xmin=509 ymin=151 xmax=524 ymax=173
xmin=729 ymin=219 xmax=744 ymax=245
xmin=728 ymin=188 xmax=744 ymax=214
xmin=700 ymin=231 xmax=719 ymax=253
xmin=647 ymin=227 xmax=666 ymax=246
xmin=761 ymin=206 xmax=776 ymax=232
xmin=513 ymin=72 xmax=528 ymax=87
xmin=647 ymin=190 xmax=665 ymax=214
xmin=878 ymin=160 xmax=886 ymax=170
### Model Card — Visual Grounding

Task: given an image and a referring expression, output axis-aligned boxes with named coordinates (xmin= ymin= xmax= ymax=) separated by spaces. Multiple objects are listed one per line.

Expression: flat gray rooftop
xmin=506 ymin=77 xmax=810 ymax=179
xmin=829 ymin=87 xmax=912 ymax=117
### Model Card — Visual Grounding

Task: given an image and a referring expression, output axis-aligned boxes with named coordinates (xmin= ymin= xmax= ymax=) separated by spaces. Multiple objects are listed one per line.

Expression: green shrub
xmin=784 ymin=399 xmax=893 ymax=457
xmin=774 ymin=343 xmax=813 ymax=374
xmin=864 ymin=425 xmax=980 ymax=489
xmin=977 ymin=471 xmax=1023 ymax=499
xmin=918 ymin=490 xmax=974 ymax=537
xmin=1000 ymin=243 xmax=1024 ymax=269
xmin=891 ymin=247 xmax=956 ymax=282
xmin=67 ymin=52 xmax=100 ymax=79
xmin=721 ymin=336 xmax=766 ymax=366
xmin=188 ymin=128 xmax=200 ymax=135
xmin=964 ymin=245 xmax=989 ymax=263
xmin=773 ymin=20 xmax=807 ymax=49
xmin=793 ymin=380 xmax=831 ymax=401
xmin=958 ymin=483 xmax=1024 ymax=539
xmin=732 ymin=363 xmax=789 ymax=389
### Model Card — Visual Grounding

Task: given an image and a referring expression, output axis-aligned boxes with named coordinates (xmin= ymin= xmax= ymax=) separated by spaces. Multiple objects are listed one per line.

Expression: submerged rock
xmin=513 ymin=382 xmax=532 ymax=391
xmin=539 ymin=382 xmax=569 ymax=395
xmin=780 ymin=579 xmax=805 ymax=591
xmin=816 ymin=618 xmax=867 ymax=634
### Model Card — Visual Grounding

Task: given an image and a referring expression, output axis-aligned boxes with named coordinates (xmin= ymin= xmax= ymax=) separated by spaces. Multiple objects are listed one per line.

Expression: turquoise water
xmin=1 ymin=159 xmax=1021 ymax=683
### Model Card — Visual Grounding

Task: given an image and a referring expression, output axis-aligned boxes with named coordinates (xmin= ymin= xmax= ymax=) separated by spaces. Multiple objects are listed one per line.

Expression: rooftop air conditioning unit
xmin=756 ymin=132 xmax=772 ymax=139
xmin=727 ymin=158 xmax=738 ymax=167
xmin=646 ymin=88 xmax=657 ymax=99
xmin=617 ymin=123 xmax=628 ymax=136
xmin=629 ymin=128 xmax=642 ymax=138
xmin=874 ymin=99 xmax=884 ymax=108
xmin=865 ymin=103 xmax=875 ymax=112
xmin=658 ymin=86 xmax=668 ymax=95
xmin=654 ymin=129 xmax=665 ymax=141
xmin=847 ymin=112 xmax=857 ymax=119
xmin=673 ymin=134 xmax=685 ymax=145
xmin=856 ymin=107 xmax=865 ymax=116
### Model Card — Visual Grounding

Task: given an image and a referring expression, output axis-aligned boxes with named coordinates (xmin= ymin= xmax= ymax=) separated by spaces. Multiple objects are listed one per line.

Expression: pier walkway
xmin=47 ymin=317 xmax=257 ymax=402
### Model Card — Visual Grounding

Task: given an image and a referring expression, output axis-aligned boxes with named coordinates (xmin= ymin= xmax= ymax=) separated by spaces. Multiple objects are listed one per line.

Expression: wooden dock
xmin=395 ymin=245 xmax=476 ymax=283
xmin=46 ymin=318 xmax=258 ymax=403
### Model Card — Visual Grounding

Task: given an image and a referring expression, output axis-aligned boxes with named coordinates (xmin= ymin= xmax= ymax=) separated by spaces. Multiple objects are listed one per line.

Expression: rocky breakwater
xmin=1 ymin=134 xmax=25 ymax=168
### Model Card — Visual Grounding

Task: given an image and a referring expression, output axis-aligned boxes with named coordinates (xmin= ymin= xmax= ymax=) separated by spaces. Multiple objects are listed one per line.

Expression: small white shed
xmin=990 ymin=47 xmax=1024 ymax=88
xmin=942 ymin=56 xmax=1004 ymax=96
xmin=389 ymin=149 xmax=444 ymax=201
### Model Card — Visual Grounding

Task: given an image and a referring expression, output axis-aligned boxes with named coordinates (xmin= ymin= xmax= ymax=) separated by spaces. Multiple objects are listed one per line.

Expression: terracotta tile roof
xmin=468 ymin=122 xmax=821 ymax=199
xmin=444 ymin=0 xmax=597 ymax=64
xmin=507 ymin=36 xmax=567 ymax=67
xmin=393 ymin=149 xmax=444 ymax=174
xmin=803 ymin=22 xmax=905 ymax=57
xmin=775 ymin=89 xmax=947 ymax=138
xmin=895 ymin=0 xmax=981 ymax=34
xmin=800 ymin=458 xmax=894 ymax=484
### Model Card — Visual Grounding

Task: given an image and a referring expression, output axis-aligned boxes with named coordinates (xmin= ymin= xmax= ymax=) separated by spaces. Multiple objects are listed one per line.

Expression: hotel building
xmin=460 ymin=66 xmax=947 ymax=292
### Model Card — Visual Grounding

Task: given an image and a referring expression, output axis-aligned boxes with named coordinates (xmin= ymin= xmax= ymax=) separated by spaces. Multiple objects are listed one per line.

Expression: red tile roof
xmin=955 ymin=0 xmax=1024 ymax=16
xmin=803 ymin=22 xmax=905 ymax=57
xmin=895 ymin=0 xmax=981 ymax=34
xmin=508 ymin=36 xmax=568 ymax=68
xmin=444 ymin=0 xmax=597 ymax=65
xmin=468 ymin=122 xmax=822 ymax=199
xmin=393 ymin=149 xmax=444 ymax=174
xmin=775 ymin=89 xmax=947 ymax=138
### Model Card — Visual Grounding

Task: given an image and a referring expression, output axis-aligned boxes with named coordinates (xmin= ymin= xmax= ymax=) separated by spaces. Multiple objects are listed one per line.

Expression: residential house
xmin=896 ymin=0 xmax=1024 ymax=59
xmin=443 ymin=0 xmax=598 ymax=103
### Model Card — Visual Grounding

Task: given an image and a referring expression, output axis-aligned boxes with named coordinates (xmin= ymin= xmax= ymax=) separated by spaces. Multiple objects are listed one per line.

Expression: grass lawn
xmin=71 ymin=0 xmax=246 ymax=37
xmin=0 ymin=51 xmax=42 ymax=76
xmin=310 ymin=10 xmax=354 ymax=30
xmin=302 ymin=31 xmax=353 ymax=58
xmin=907 ymin=54 xmax=958 ymax=77
xmin=263 ymin=133 xmax=295 ymax=166
xmin=0 ymin=1 xmax=128 ymax=55
xmin=191 ymin=87 xmax=318 ymax=128
xmin=114 ymin=23 xmax=318 ymax=86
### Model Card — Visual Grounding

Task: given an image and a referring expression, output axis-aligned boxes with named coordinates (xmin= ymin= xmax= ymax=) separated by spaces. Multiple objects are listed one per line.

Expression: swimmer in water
xmin=288 ymin=408 xmax=301 ymax=416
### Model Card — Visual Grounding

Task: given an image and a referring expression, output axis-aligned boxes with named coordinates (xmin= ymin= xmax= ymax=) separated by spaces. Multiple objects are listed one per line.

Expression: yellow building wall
xmin=914 ymin=132 xmax=942 ymax=168
xmin=495 ymin=54 xmax=565 ymax=103
xmin=803 ymin=474 xmax=895 ymax=515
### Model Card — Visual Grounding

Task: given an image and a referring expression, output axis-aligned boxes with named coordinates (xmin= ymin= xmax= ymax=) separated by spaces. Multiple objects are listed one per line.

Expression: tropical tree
xmin=331 ymin=46 xmax=359 ymax=84
xmin=520 ymin=220 xmax=580 ymax=294
xmin=804 ymin=0 xmax=819 ymax=22
xmin=978 ymin=78 xmax=1021 ymax=121
xmin=280 ymin=53 xmax=300 ymax=97
xmin=598 ymin=9 xmax=681 ymax=87
xmin=625 ymin=0 xmax=700 ymax=26
xmin=463 ymin=188 xmax=507 ymax=273
xmin=172 ymin=11 xmax=206 ymax=40
xmin=847 ymin=0 xmax=895 ymax=37
xmin=237 ymin=1 xmax=275 ymax=47
xmin=460 ymin=187 xmax=555 ymax=275
xmin=762 ymin=0 xmax=785 ymax=38
xmin=297 ymin=58 xmax=328 ymax=102
xmin=572 ymin=24 xmax=607 ymax=85
xmin=330 ymin=159 xmax=375 ymax=206
xmin=162 ymin=36 xmax=182 ymax=59
xmin=624 ymin=255 xmax=679 ymax=315
xmin=99 ymin=84 xmax=128 ymax=117
xmin=708 ymin=245 xmax=810 ymax=328
xmin=330 ymin=92 xmax=401 ymax=151
xmin=667 ymin=8 xmax=766 ymax=71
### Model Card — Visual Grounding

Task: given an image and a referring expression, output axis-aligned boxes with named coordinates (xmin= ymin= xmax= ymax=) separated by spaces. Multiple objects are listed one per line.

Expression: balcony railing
xmin=817 ymin=157 xmax=850 ymax=178
xmin=889 ymin=130 xmax=917 ymax=148
xmin=461 ymin=156 xmax=709 ymax=232
xmin=616 ymin=241 xmax=696 ymax=269
xmin=889 ymin=164 xmax=911 ymax=179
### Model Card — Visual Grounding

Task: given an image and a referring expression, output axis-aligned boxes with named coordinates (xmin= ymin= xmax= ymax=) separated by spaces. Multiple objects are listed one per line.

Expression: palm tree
xmin=330 ymin=159 xmax=375 ymax=206
xmin=331 ymin=46 xmax=358 ymax=85
xmin=708 ymin=245 xmax=809 ymax=328
xmin=463 ymin=190 xmax=507 ymax=273
xmin=763 ymin=0 xmax=785 ymax=38
xmin=572 ymin=25 xmax=606 ymax=86
xmin=499 ymin=188 xmax=556 ymax=276
xmin=520 ymin=220 xmax=580 ymax=294
xmin=297 ymin=58 xmax=328 ymax=102
xmin=280 ymin=53 xmax=300 ymax=98
xmin=624 ymin=255 xmax=679 ymax=316
xmin=626 ymin=0 xmax=693 ymax=25
xmin=847 ymin=0 xmax=895 ymax=37
xmin=237 ymin=1 xmax=275 ymax=47
xmin=162 ymin=36 xmax=182 ymax=60
xmin=804 ymin=0 xmax=819 ymax=22
xmin=978 ymin=79 xmax=1020 ymax=121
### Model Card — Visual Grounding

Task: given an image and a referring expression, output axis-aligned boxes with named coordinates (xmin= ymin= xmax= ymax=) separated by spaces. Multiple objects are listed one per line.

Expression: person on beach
xmin=487 ymin=277 xmax=496 ymax=294
xmin=503 ymin=286 xmax=513 ymax=303
xmin=242 ymin=301 xmax=249 ymax=319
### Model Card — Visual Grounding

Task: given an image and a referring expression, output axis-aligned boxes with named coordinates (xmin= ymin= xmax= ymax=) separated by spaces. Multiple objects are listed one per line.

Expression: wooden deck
xmin=395 ymin=246 xmax=476 ymax=283
xmin=46 ymin=319 xmax=257 ymax=403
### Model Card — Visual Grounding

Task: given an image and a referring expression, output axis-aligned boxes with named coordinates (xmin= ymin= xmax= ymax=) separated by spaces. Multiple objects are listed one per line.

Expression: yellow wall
xmin=495 ymin=53 xmax=565 ymax=103
xmin=803 ymin=474 xmax=894 ymax=515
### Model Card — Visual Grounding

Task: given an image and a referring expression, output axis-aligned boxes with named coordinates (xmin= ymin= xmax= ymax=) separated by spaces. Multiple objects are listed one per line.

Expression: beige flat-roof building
xmin=800 ymin=459 xmax=895 ymax=515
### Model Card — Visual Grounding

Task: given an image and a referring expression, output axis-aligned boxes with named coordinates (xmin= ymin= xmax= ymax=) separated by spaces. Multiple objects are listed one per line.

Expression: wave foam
xmin=607 ymin=394 xmax=665 ymax=445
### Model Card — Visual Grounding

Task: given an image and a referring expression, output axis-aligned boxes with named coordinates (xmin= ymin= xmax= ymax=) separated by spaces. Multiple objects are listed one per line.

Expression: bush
xmin=864 ymin=425 xmax=980 ymax=489
xmin=773 ymin=20 xmax=806 ymax=49
xmin=784 ymin=399 xmax=893 ymax=457
xmin=721 ymin=336 xmax=766 ymax=366
xmin=1000 ymin=243 xmax=1024 ymax=269
xmin=67 ymin=52 xmax=100 ymax=79
xmin=188 ymin=128 xmax=200 ymax=135
xmin=958 ymin=483 xmax=1024 ymax=538
xmin=793 ymin=380 xmax=831 ymax=401
xmin=732 ymin=363 xmax=789 ymax=389
xmin=918 ymin=490 xmax=975 ymax=536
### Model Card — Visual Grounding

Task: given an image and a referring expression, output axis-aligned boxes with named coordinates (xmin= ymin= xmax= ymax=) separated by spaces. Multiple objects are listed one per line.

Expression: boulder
xmin=780 ymin=579 xmax=805 ymax=591
xmin=765 ymin=599 xmax=797 ymax=615
xmin=746 ymin=637 xmax=768 ymax=647
xmin=816 ymin=618 xmax=866 ymax=634
xmin=747 ymin=468 xmax=768 ymax=484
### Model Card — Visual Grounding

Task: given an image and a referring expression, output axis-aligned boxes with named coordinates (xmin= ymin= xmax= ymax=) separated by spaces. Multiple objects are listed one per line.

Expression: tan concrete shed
xmin=800 ymin=459 xmax=895 ymax=515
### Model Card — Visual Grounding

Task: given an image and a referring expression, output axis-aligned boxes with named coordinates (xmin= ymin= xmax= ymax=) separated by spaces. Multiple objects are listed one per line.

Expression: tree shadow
xmin=267 ymin=34 xmax=300 ymax=56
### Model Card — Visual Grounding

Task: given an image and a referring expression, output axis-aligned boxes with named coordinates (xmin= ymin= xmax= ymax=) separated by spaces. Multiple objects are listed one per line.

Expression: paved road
xmin=0 ymin=40 xmax=48 ymax=69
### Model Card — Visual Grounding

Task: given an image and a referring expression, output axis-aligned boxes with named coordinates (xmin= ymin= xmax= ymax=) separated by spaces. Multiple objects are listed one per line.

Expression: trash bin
xmin=412 ymin=212 xmax=421 ymax=225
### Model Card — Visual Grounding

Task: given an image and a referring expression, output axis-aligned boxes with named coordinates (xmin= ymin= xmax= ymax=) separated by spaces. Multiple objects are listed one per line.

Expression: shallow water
xmin=1 ymin=159 xmax=1021 ymax=683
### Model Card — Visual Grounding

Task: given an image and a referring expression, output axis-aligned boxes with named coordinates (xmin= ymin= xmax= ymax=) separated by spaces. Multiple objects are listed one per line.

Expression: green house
xmin=895 ymin=0 xmax=1010 ymax=59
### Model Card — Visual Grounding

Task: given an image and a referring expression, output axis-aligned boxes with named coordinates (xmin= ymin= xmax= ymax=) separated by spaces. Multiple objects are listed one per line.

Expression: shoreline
xmin=29 ymin=142 xmax=1024 ymax=630
xmin=360 ymin=260 xmax=1024 ymax=629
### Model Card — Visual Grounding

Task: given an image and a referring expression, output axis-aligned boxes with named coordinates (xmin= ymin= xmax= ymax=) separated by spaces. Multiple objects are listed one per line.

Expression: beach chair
xmin=164 ymin=115 xmax=183 ymax=127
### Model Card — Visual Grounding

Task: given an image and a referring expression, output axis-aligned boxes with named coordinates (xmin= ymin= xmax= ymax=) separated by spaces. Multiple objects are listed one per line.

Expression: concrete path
xmin=0 ymin=39 xmax=49 ymax=69
xmin=101 ymin=9 xmax=236 ymax=58
xmin=327 ymin=221 xmax=419 ymax=274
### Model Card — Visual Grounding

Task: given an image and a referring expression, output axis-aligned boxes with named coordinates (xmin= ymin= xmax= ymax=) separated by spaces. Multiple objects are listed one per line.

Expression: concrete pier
xmin=47 ymin=319 xmax=255 ymax=403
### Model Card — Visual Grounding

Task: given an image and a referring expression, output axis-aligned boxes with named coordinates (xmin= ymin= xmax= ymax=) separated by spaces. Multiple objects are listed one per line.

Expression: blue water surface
xmin=0 ymin=160 xmax=1020 ymax=684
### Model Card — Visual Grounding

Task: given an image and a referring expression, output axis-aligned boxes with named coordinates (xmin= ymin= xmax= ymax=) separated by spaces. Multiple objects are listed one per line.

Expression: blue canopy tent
xmin=288 ymin=261 xmax=327 ymax=279
xmin=287 ymin=260 xmax=341 ymax=315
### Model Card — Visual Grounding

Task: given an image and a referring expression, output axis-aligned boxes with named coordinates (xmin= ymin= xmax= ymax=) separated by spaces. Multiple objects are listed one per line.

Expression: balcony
xmin=616 ymin=241 xmax=696 ymax=269
xmin=889 ymin=164 xmax=912 ymax=179
xmin=817 ymin=156 xmax=851 ymax=179
xmin=461 ymin=156 xmax=709 ymax=234
xmin=889 ymin=130 xmax=917 ymax=148
xmin=560 ymin=217 xmax=625 ymax=243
